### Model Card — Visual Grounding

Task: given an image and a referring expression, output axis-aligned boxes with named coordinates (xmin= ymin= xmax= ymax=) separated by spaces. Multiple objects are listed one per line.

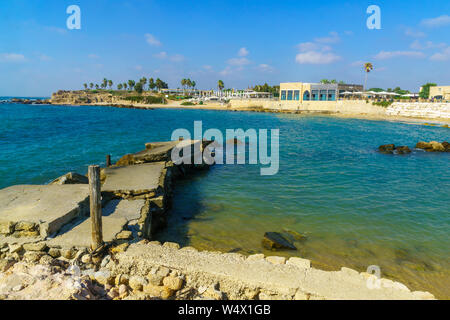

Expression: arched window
xmin=303 ymin=90 xmax=310 ymax=101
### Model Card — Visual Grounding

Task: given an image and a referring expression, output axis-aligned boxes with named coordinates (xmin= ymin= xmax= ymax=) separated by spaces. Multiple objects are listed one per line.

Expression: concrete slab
xmin=48 ymin=199 xmax=145 ymax=249
xmin=102 ymin=162 xmax=165 ymax=197
xmin=0 ymin=185 xmax=90 ymax=238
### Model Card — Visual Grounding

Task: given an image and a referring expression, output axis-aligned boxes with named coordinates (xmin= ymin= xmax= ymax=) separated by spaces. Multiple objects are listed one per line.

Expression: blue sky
xmin=0 ymin=0 xmax=449 ymax=96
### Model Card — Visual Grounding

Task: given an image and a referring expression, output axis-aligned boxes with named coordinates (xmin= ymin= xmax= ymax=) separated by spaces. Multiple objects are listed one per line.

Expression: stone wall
xmin=386 ymin=102 xmax=450 ymax=119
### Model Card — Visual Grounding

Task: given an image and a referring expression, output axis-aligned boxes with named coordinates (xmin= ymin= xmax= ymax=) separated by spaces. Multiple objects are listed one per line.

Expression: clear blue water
xmin=1 ymin=103 xmax=449 ymax=298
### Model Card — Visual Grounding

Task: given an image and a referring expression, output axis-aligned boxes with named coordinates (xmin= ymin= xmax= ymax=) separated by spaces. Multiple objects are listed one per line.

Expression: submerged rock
xmin=262 ymin=232 xmax=297 ymax=251
xmin=282 ymin=228 xmax=307 ymax=241
xmin=395 ymin=146 xmax=411 ymax=154
xmin=378 ymin=144 xmax=395 ymax=154
xmin=378 ymin=144 xmax=411 ymax=155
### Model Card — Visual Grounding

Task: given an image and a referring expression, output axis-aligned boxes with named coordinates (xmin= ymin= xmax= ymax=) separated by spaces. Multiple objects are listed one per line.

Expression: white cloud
xmin=219 ymin=66 xmax=233 ymax=76
xmin=314 ymin=31 xmax=340 ymax=44
xmin=170 ymin=54 xmax=185 ymax=62
xmin=39 ymin=54 xmax=51 ymax=61
xmin=404 ymin=28 xmax=426 ymax=38
xmin=238 ymin=47 xmax=249 ymax=57
xmin=421 ymin=15 xmax=450 ymax=28
xmin=350 ymin=60 xmax=365 ymax=67
xmin=227 ymin=57 xmax=250 ymax=66
xmin=154 ymin=51 xmax=184 ymax=62
xmin=0 ymin=53 xmax=26 ymax=62
xmin=145 ymin=33 xmax=162 ymax=46
xmin=297 ymin=42 xmax=320 ymax=52
xmin=374 ymin=51 xmax=425 ymax=60
xmin=410 ymin=40 xmax=447 ymax=50
xmin=430 ymin=47 xmax=450 ymax=61
xmin=154 ymin=51 xmax=168 ymax=59
xmin=295 ymin=51 xmax=341 ymax=64
xmin=256 ymin=64 xmax=275 ymax=73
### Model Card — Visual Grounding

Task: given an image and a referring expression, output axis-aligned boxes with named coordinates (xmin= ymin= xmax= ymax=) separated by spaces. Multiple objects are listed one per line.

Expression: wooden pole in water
xmin=106 ymin=155 xmax=111 ymax=167
xmin=88 ymin=165 xmax=103 ymax=251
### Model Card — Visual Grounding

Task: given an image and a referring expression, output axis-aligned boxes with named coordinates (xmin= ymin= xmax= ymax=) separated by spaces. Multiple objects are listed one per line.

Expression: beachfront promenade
xmin=0 ymin=138 xmax=437 ymax=300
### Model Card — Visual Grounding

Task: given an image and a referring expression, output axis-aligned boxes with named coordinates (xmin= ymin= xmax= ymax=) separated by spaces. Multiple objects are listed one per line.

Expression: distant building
xmin=279 ymin=82 xmax=363 ymax=102
xmin=429 ymin=86 xmax=450 ymax=100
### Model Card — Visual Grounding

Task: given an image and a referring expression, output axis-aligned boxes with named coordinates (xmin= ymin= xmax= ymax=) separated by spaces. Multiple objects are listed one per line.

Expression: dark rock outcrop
xmin=262 ymin=232 xmax=297 ymax=251
xmin=395 ymin=146 xmax=411 ymax=154
xmin=378 ymin=144 xmax=395 ymax=154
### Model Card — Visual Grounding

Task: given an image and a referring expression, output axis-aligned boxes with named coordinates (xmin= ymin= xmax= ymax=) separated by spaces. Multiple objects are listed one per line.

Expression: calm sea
xmin=1 ymin=103 xmax=449 ymax=298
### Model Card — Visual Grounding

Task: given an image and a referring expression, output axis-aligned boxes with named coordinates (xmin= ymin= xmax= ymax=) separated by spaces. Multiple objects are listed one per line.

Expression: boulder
xmin=378 ymin=144 xmax=395 ymax=154
xmin=262 ymin=232 xmax=297 ymax=251
xmin=429 ymin=141 xmax=445 ymax=152
xmin=395 ymin=146 xmax=411 ymax=154
xmin=442 ymin=141 xmax=450 ymax=152
xmin=416 ymin=141 xmax=432 ymax=150
xmin=50 ymin=172 xmax=88 ymax=185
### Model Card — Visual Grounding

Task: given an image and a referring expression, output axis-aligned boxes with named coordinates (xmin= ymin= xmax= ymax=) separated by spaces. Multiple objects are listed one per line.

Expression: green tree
xmin=123 ymin=83 xmax=128 ymax=90
xmin=364 ymin=62 xmax=373 ymax=90
xmin=89 ymin=83 xmax=94 ymax=89
xmin=149 ymin=78 xmax=156 ymax=91
xmin=83 ymin=83 xmax=87 ymax=90
xmin=419 ymin=83 xmax=437 ymax=99
xmin=102 ymin=78 xmax=108 ymax=89
xmin=140 ymin=77 xmax=147 ymax=89
xmin=192 ymin=81 xmax=196 ymax=90
xmin=108 ymin=80 xmax=113 ymax=89
xmin=117 ymin=83 xmax=123 ymax=90
xmin=128 ymin=80 xmax=135 ymax=91
xmin=135 ymin=82 xmax=143 ymax=94
xmin=320 ymin=79 xmax=331 ymax=84
xmin=95 ymin=84 xmax=99 ymax=89
xmin=218 ymin=80 xmax=224 ymax=91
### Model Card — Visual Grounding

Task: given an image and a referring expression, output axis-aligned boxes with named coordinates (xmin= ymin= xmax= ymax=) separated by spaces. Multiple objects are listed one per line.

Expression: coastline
xmin=52 ymin=100 xmax=450 ymax=125
xmin=0 ymin=137 xmax=438 ymax=300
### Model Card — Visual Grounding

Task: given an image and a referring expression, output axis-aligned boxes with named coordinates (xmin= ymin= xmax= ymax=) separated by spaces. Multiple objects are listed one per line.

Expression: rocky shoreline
xmin=0 ymin=138 xmax=439 ymax=300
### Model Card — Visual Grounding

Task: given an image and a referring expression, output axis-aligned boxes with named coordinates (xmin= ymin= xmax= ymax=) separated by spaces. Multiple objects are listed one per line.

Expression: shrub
xmin=181 ymin=101 xmax=195 ymax=106
xmin=372 ymin=101 xmax=393 ymax=107
xmin=124 ymin=96 xmax=165 ymax=104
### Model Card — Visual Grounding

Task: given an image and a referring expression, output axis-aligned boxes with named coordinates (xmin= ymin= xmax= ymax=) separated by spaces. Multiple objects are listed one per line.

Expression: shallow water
xmin=1 ymin=104 xmax=449 ymax=298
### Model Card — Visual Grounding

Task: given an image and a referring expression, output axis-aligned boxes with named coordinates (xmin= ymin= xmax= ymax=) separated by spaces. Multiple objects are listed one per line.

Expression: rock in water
xmin=395 ymin=146 xmax=411 ymax=154
xmin=378 ymin=144 xmax=395 ymax=154
xmin=262 ymin=232 xmax=297 ymax=251
xmin=442 ymin=141 xmax=450 ymax=152
xmin=282 ymin=228 xmax=307 ymax=241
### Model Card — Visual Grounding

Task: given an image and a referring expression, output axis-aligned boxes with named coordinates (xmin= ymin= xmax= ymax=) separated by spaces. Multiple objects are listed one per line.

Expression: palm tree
xmin=364 ymin=63 xmax=373 ymax=91
xmin=83 ymin=83 xmax=87 ymax=90
xmin=117 ymin=83 xmax=123 ymax=90
xmin=128 ymin=80 xmax=135 ymax=91
xmin=89 ymin=83 xmax=94 ymax=89
xmin=95 ymin=84 xmax=99 ymax=89
xmin=140 ymin=77 xmax=147 ymax=89
xmin=123 ymin=83 xmax=128 ymax=90
xmin=218 ymin=80 xmax=224 ymax=91
xmin=108 ymin=80 xmax=113 ymax=89
xmin=149 ymin=78 xmax=155 ymax=91
xmin=192 ymin=81 xmax=196 ymax=90
xmin=102 ymin=78 xmax=108 ymax=89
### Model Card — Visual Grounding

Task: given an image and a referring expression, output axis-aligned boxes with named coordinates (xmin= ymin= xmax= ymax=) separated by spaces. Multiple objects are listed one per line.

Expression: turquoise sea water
xmin=1 ymin=103 xmax=449 ymax=298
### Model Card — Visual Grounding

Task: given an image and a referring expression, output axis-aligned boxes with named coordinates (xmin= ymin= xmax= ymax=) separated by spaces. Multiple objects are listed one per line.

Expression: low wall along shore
xmin=229 ymin=99 xmax=450 ymax=119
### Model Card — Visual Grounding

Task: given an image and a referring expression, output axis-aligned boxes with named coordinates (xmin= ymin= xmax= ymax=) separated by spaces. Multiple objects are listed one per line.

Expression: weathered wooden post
xmin=106 ymin=155 xmax=111 ymax=167
xmin=88 ymin=165 xmax=103 ymax=250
